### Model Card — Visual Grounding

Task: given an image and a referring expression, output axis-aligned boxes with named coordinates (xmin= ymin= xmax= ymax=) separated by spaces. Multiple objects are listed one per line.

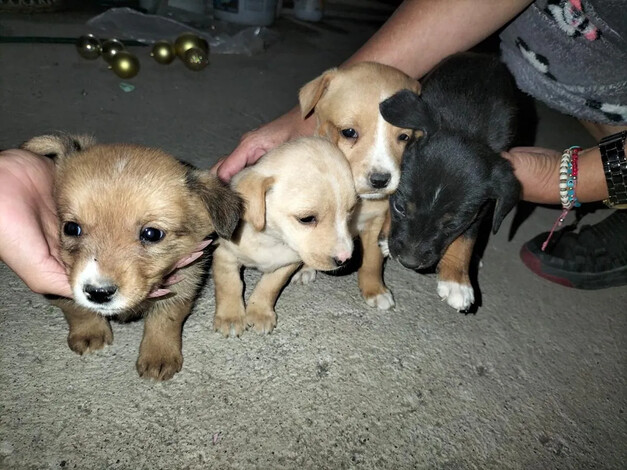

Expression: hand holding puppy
xmin=213 ymin=107 xmax=316 ymax=182
xmin=0 ymin=149 xmax=71 ymax=297
xmin=0 ymin=149 xmax=217 ymax=302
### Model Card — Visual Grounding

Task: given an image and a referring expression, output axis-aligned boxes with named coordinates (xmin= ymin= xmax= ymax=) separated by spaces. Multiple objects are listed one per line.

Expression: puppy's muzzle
xmin=391 ymin=239 xmax=437 ymax=271
xmin=83 ymin=284 xmax=118 ymax=304
xmin=368 ymin=171 xmax=391 ymax=190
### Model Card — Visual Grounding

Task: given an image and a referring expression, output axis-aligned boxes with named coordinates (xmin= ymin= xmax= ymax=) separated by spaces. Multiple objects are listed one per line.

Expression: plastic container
xmin=293 ymin=0 xmax=323 ymax=22
xmin=213 ymin=0 xmax=278 ymax=26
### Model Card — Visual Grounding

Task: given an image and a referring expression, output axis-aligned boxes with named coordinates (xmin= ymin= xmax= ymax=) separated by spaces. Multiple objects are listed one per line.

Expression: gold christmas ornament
xmin=150 ymin=40 xmax=176 ymax=65
xmin=109 ymin=51 xmax=140 ymax=79
xmin=76 ymin=34 xmax=101 ymax=60
xmin=182 ymin=46 xmax=209 ymax=71
xmin=101 ymin=39 xmax=126 ymax=64
xmin=174 ymin=33 xmax=209 ymax=60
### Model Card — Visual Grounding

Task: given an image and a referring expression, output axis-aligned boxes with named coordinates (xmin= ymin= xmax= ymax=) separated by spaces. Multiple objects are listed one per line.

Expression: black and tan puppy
xmin=379 ymin=52 xmax=520 ymax=311
xmin=22 ymin=133 xmax=242 ymax=380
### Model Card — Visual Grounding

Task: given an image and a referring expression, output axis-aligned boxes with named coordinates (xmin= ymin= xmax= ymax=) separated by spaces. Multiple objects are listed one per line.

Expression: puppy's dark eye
xmin=392 ymin=198 xmax=406 ymax=217
xmin=297 ymin=215 xmax=317 ymax=225
xmin=398 ymin=133 xmax=410 ymax=142
xmin=63 ymin=221 xmax=82 ymax=237
xmin=341 ymin=128 xmax=358 ymax=139
xmin=140 ymin=227 xmax=165 ymax=243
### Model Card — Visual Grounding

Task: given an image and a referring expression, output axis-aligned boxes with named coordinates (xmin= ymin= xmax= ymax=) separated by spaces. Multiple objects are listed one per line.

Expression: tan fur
xmin=437 ymin=236 xmax=476 ymax=286
xmin=299 ymin=62 xmax=421 ymax=310
xmin=22 ymin=133 xmax=243 ymax=381
xmin=212 ymin=137 xmax=357 ymax=337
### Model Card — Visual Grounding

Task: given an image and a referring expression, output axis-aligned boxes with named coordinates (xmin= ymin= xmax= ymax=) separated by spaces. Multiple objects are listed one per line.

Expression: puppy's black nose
xmin=369 ymin=172 xmax=391 ymax=189
xmin=333 ymin=256 xmax=350 ymax=268
xmin=84 ymin=284 xmax=118 ymax=304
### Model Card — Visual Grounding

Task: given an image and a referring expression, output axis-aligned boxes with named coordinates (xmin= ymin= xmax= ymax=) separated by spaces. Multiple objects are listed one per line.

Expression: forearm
xmin=344 ymin=0 xmax=533 ymax=79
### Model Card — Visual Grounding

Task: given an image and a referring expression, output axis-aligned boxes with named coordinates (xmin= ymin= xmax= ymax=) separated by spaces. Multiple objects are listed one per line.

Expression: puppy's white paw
xmin=437 ymin=280 xmax=474 ymax=311
xmin=378 ymin=238 xmax=390 ymax=258
xmin=291 ymin=267 xmax=317 ymax=285
xmin=364 ymin=289 xmax=395 ymax=310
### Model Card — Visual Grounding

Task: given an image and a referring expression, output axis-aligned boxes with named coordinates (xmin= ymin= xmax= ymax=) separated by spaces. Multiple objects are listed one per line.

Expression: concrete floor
xmin=0 ymin=6 xmax=625 ymax=470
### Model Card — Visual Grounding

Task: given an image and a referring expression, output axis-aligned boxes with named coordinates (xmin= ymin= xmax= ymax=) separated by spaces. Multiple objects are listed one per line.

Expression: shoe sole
xmin=520 ymin=245 xmax=627 ymax=290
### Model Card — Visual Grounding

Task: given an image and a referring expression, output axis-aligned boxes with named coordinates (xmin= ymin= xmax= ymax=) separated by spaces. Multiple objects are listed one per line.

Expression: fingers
xmin=216 ymin=143 xmax=268 ymax=182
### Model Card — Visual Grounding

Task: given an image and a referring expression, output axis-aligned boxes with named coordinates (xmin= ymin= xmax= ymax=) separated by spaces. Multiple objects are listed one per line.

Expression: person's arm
xmin=215 ymin=0 xmax=534 ymax=181
xmin=504 ymin=146 xmax=608 ymax=204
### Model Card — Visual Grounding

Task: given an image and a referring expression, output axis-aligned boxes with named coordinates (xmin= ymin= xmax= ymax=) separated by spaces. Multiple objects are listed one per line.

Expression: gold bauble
xmin=182 ymin=47 xmax=209 ymax=71
xmin=76 ymin=34 xmax=101 ymax=60
xmin=174 ymin=33 xmax=209 ymax=60
xmin=109 ymin=51 xmax=140 ymax=79
xmin=101 ymin=39 xmax=126 ymax=64
xmin=150 ymin=40 xmax=176 ymax=65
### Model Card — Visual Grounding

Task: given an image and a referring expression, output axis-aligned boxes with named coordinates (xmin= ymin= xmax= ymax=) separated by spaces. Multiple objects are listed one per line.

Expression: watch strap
xmin=600 ymin=131 xmax=627 ymax=208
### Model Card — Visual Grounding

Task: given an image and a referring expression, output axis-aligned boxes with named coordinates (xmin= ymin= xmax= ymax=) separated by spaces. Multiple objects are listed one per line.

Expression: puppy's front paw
xmin=245 ymin=304 xmax=277 ymax=334
xmin=291 ymin=267 xmax=317 ymax=285
xmin=136 ymin=343 xmax=183 ymax=381
xmin=67 ymin=320 xmax=113 ymax=355
xmin=363 ymin=289 xmax=395 ymax=310
xmin=378 ymin=238 xmax=390 ymax=258
xmin=214 ymin=305 xmax=247 ymax=338
xmin=437 ymin=280 xmax=475 ymax=312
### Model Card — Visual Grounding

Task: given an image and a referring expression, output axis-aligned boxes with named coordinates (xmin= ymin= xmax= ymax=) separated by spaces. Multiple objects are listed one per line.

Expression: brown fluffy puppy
xmin=22 ymin=133 xmax=243 ymax=381
xmin=298 ymin=62 xmax=421 ymax=310
xmin=212 ymin=137 xmax=356 ymax=337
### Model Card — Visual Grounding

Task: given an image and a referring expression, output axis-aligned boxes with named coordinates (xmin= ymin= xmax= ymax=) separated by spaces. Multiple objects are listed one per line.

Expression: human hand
xmin=502 ymin=146 xmax=561 ymax=204
xmin=213 ymin=107 xmax=315 ymax=181
xmin=503 ymin=146 xmax=607 ymax=204
xmin=0 ymin=149 xmax=71 ymax=297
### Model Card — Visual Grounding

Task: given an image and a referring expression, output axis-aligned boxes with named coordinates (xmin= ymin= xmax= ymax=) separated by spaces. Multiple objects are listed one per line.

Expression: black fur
xmin=379 ymin=52 xmax=521 ymax=270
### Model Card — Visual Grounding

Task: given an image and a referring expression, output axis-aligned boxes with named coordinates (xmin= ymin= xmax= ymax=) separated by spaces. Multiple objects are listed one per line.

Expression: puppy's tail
xmin=21 ymin=132 xmax=95 ymax=160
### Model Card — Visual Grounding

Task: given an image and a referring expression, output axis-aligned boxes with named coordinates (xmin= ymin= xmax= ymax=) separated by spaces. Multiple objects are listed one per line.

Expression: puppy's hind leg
xmin=54 ymin=299 xmax=113 ymax=355
xmin=212 ymin=246 xmax=247 ymax=338
xmin=136 ymin=300 xmax=192 ymax=381
xmin=358 ymin=214 xmax=395 ymax=310
xmin=437 ymin=235 xmax=477 ymax=312
xmin=246 ymin=263 xmax=300 ymax=334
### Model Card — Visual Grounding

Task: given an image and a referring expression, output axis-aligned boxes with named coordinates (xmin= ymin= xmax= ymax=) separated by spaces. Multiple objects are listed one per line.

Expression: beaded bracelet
xmin=542 ymin=146 xmax=581 ymax=251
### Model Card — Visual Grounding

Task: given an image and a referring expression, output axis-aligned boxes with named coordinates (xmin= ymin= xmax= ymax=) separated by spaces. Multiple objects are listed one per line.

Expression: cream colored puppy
xmin=212 ymin=137 xmax=357 ymax=337
xmin=22 ymin=133 xmax=243 ymax=381
xmin=298 ymin=62 xmax=422 ymax=310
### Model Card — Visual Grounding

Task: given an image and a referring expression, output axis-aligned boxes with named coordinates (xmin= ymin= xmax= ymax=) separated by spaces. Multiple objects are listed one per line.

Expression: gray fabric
xmin=500 ymin=0 xmax=627 ymax=124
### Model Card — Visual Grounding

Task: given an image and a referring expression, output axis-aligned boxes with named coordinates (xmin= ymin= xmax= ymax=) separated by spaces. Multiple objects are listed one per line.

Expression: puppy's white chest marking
xmin=352 ymin=199 xmax=387 ymax=234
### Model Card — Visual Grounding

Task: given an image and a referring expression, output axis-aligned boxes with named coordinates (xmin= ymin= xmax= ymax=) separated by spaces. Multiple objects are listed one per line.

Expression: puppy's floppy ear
xmin=489 ymin=159 xmax=521 ymax=234
xmin=186 ymin=169 xmax=244 ymax=239
xmin=379 ymin=89 xmax=435 ymax=136
xmin=21 ymin=132 xmax=95 ymax=160
xmin=235 ymin=171 xmax=275 ymax=232
xmin=299 ymin=67 xmax=338 ymax=119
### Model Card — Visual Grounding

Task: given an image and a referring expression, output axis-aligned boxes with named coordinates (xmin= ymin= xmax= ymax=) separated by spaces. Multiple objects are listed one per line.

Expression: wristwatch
xmin=599 ymin=130 xmax=627 ymax=209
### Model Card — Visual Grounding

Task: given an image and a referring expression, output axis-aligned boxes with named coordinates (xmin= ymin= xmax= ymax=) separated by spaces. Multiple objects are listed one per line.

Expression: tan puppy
xmin=212 ymin=137 xmax=356 ymax=337
xmin=22 ymin=133 xmax=243 ymax=381
xmin=298 ymin=62 xmax=421 ymax=310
